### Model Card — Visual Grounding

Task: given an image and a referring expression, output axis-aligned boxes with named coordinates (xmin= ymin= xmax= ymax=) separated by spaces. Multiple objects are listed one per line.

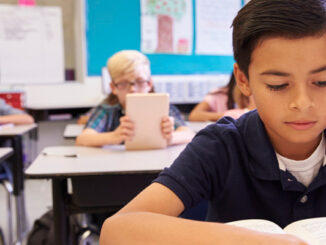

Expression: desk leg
xmin=11 ymin=136 xmax=28 ymax=244
xmin=52 ymin=178 xmax=70 ymax=245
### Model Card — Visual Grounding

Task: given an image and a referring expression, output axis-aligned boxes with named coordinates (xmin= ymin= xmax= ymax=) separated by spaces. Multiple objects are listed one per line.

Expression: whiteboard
xmin=0 ymin=4 xmax=64 ymax=85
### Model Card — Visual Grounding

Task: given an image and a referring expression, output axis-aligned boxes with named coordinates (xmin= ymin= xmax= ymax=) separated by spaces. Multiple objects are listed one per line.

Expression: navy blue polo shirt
xmin=154 ymin=110 xmax=326 ymax=228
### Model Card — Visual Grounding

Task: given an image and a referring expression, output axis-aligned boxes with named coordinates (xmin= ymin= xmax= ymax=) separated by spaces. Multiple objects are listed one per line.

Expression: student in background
xmin=222 ymin=82 xmax=256 ymax=119
xmin=76 ymin=50 xmax=194 ymax=147
xmin=189 ymin=73 xmax=254 ymax=121
xmin=0 ymin=98 xmax=34 ymax=125
xmin=0 ymin=98 xmax=34 ymax=184
xmin=100 ymin=0 xmax=326 ymax=244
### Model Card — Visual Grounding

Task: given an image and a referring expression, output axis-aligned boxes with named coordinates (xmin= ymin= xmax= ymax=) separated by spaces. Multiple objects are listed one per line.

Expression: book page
xmin=284 ymin=217 xmax=326 ymax=245
xmin=227 ymin=219 xmax=285 ymax=234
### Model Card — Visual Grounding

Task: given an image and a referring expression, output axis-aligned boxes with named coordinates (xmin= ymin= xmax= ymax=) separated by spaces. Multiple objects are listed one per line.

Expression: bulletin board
xmin=85 ymin=0 xmax=244 ymax=76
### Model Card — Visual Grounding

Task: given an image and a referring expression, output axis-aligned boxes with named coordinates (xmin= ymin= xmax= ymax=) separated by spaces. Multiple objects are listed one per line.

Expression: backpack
xmin=27 ymin=210 xmax=55 ymax=245
xmin=27 ymin=210 xmax=100 ymax=245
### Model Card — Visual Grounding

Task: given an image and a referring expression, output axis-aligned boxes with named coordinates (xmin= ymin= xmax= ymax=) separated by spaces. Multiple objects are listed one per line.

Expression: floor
xmin=0 ymin=119 xmax=99 ymax=244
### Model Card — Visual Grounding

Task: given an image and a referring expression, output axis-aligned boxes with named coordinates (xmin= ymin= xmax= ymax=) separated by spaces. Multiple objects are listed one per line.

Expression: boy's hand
xmin=161 ymin=116 xmax=174 ymax=143
xmin=111 ymin=116 xmax=135 ymax=144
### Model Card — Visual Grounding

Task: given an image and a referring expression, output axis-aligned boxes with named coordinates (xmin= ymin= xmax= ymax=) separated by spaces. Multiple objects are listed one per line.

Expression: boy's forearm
xmin=0 ymin=114 xmax=34 ymax=124
xmin=189 ymin=111 xmax=223 ymax=122
xmin=100 ymin=212 xmax=303 ymax=245
xmin=76 ymin=131 xmax=116 ymax=147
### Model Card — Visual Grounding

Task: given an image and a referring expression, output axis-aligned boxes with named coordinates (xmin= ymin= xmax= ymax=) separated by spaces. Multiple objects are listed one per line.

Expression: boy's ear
xmin=233 ymin=63 xmax=252 ymax=96
xmin=148 ymin=78 xmax=154 ymax=91
xmin=110 ymin=82 xmax=117 ymax=95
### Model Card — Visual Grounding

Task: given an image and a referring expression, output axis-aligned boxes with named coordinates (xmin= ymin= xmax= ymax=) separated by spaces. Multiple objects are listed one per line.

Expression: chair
xmin=0 ymin=166 xmax=14 ymax=245
xmin=101 ymin=67 xmax=111 ymax=95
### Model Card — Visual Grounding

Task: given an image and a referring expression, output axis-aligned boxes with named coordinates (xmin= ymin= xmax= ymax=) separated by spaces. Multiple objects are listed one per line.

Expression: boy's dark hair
xmin=232 ymin=0 xmax=326 ymax=78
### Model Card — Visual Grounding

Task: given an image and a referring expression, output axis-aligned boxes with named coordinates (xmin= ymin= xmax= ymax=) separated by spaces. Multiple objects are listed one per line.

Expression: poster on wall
xmin=195 ymin=0 xmax=241 ymax=55
xmin=140 ymin=0 xmax=193 ymax=55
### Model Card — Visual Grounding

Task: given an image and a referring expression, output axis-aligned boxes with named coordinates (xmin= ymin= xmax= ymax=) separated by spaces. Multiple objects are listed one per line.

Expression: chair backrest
xmin=101 ymin=67 xmax=111 ymax=95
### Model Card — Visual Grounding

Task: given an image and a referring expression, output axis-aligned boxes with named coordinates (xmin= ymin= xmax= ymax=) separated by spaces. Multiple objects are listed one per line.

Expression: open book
xmin=227 ymin=217 xmax=326 ymax=245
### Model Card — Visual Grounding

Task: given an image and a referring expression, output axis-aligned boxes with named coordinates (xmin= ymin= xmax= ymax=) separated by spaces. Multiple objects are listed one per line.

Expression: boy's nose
xmin=128 ymin=83 xmax=136 ymax=92
xmin=289 ymin=87 xmax=314 ymax=111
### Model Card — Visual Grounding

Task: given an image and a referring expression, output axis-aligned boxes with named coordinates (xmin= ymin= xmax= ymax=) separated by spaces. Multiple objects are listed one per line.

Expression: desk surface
xmin=0 ymin=147 xmax=13 ymax=162
xmin=186 ymin=121 xmax=213 ymax=133
xmin=25 ymin=102 xmax=98 ymax=110
xmin=26 ymin=144 xmax=187 ymax=178
xmin=63 ymin=124 xmax=84 ymax=138
xmin=0 ymin=124 xmax=37 ymax=136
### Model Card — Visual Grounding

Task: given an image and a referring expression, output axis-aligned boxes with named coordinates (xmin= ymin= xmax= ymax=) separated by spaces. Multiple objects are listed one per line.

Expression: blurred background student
xmin=188 ymin=73 xmax=255 ymax=121
xmin=0 ymin=98 xmax=34 ymax=184
xmin=76 ymin=50 xmax=194 ymax=147
xmin=0 ymin=98 xmax=34 ymax=125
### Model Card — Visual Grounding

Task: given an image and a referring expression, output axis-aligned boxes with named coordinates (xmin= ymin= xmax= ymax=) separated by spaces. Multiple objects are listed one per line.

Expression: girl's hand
xmin=161 ymin=116 xmax=174 ymax=143
xmin=111 ymin=116 xmax=135 ymax=144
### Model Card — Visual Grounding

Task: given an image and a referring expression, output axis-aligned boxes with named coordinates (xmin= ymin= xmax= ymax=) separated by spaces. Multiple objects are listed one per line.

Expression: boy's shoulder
xmin=197 ymin=110 xmax=273 ymax=153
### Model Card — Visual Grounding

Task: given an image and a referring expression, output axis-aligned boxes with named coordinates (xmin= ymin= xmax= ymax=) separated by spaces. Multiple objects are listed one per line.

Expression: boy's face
xmin=234 ymin=34 xmax=326 ymax=160
xmin=110 ymin=69 xmax=153 ymax=109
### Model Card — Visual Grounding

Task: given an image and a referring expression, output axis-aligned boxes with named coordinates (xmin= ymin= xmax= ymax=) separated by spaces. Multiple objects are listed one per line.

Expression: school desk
xmin=0 ymin=124 xmax=38 ymax=243
xmin=0 ymin=147 xmax=13 ymax=162
xmin=63 ymin=124 xmax=84 ymax=139
xmin=25 ymin=144 xmax=187 ymax=245
xmin=186 ymin=121 xmax=213 ymax=132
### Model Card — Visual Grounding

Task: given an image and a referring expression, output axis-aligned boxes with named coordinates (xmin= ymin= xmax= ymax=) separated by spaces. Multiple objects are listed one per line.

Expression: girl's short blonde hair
xmin=107 ymin=50 xmax=151 ymax=81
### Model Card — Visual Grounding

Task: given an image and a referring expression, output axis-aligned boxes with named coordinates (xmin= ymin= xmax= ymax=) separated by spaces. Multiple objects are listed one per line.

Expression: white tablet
xmin=125 ymin=93 xmax=169 ymax=150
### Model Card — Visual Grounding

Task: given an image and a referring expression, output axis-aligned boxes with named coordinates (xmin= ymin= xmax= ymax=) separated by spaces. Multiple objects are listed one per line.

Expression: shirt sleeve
xmin=0 ymin=99 xmax=25 ymax=115
xmin=169 ymin=104 xmax=186 ymax=129
xmin=154 ymin=125 xmax=229 ymax=209
xmin=85 ymin=106 xmax=109 ymax=132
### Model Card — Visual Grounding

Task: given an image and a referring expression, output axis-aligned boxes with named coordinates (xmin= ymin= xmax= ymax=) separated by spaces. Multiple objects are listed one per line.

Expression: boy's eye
xmin=313 ymin=81 xmax=326 ymax=87
xmin=266 ymin=83 xmax=288 ymax=91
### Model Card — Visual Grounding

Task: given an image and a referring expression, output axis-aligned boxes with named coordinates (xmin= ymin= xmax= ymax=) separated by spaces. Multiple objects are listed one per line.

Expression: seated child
xmin=0 ymin=98 xmax=34 ymax=183
xmin=0 ymin=98 xmax=34 ymax=125
xmin=189 ymin=73 xmax=255 ymax=121
xmin=100 ymin=0 xmax=326 ymax=244
xmin=76 ymin=50 xmax=194 ymax=147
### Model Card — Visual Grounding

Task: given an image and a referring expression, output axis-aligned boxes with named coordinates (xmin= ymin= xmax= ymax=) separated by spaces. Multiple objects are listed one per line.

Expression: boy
xmin=100 ymin=0 xmax=326 ymax=244
xmin=76 ymin=50 xmax=194 ymax=147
